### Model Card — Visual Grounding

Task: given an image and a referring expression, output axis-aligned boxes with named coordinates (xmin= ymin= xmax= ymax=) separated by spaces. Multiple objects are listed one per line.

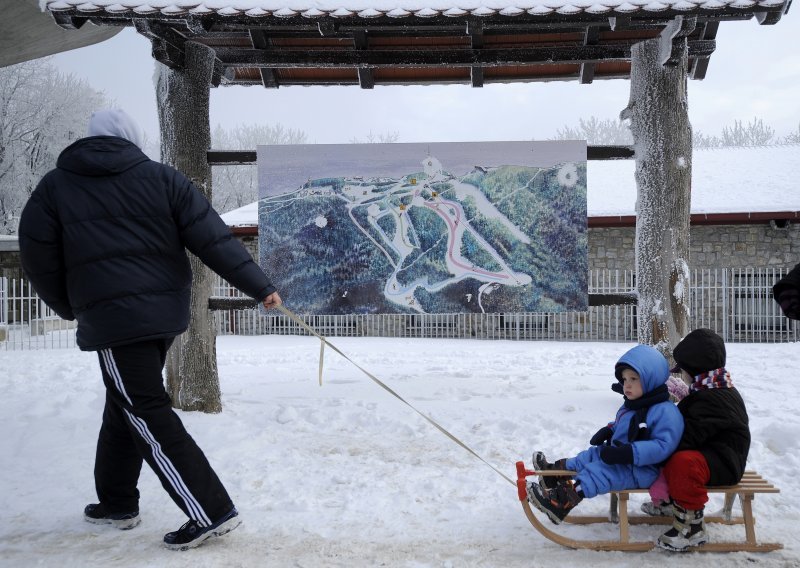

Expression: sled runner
xmin=515 ymin=461 xmax=782 ymax=552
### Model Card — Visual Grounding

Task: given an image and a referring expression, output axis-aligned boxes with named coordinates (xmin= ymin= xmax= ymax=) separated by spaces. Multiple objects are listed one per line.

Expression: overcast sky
xmin=49 ymin=12 xmax=799 ymax=146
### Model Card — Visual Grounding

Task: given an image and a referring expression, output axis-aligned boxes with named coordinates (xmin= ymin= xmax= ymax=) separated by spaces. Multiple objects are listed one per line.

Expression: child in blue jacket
xmin=527 ymin=344 xmax=684 ymax=524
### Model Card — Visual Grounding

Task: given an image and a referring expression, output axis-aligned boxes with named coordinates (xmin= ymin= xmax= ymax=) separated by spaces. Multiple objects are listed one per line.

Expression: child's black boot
xmin=526 ymin=479 xmax=583 ymax=525
xmin=532 ymin=451 xmax=569 ymax=490
xmin=656 ymin=503 xmax=708 ymax=551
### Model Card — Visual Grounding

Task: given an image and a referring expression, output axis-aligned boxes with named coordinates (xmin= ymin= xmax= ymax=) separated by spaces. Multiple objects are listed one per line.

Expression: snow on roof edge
xmin=43 ymin=0 xmax=788 ymax=19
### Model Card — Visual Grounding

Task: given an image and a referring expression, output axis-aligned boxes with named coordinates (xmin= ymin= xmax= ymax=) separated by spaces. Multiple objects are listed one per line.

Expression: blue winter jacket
xmin=608 ymin=345 xmax=684 ymax=467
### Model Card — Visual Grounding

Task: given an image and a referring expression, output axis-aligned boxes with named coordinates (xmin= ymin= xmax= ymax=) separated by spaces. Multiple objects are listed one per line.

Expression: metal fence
xmin=0 ymin=277 xmax=78 ymax=350
xmin=1 ymin=268 xmax=796 ymax=351
xmin=210 ymin=267 xmax=797 ymax=343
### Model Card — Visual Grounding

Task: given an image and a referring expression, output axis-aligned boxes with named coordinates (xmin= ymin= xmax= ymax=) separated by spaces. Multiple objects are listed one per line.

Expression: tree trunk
xmin=621 ymin=37 xmax=691 ymax=357
xmin=156 ymin=42 xmax=222 ymax=413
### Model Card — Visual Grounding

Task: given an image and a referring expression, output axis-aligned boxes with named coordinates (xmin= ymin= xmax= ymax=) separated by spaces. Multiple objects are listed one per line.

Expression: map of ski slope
xmin=259 ymin=143 xmax=587 ymax=315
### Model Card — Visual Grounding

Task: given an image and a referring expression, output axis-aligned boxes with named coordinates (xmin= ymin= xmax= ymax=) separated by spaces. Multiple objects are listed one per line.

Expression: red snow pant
xmin=663 ymin=450 xmax=711 ymax=510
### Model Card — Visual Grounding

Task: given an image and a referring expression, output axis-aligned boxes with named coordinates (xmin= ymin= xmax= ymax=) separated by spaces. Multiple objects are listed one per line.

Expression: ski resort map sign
xmin=258 ymin=141 xmax=587 ymax=315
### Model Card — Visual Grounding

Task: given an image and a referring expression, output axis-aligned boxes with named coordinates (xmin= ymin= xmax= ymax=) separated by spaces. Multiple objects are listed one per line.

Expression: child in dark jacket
xmin=527 ymin=344 xmax=684 ymax=524
xmin=654 ymin=328 xmax=750 ymax=551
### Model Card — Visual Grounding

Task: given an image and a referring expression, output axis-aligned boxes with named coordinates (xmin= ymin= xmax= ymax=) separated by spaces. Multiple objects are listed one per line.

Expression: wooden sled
xmin=515 ymin=461 xmax=782 ymax=552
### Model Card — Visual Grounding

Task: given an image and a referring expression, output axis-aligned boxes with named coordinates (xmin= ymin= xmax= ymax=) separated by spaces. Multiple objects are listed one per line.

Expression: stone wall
xmin=239 ymin=235 xmax=258 ymax=260
xmin=0 ymin=250 xmax=23 ymax=281
xmin=2 ymin=223 xmax=796 ymax=283
xmin=588 ymin=222 xmax=799 ymax=272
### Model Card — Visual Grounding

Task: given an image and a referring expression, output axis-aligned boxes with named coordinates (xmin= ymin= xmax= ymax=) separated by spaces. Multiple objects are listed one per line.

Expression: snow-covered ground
xmin=1 ymin=336 xmax=798 ymax=567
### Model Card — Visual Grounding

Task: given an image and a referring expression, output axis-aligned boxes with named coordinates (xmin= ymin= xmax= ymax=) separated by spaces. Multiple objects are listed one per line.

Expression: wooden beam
xmin=586 ymin=145 xmax=635 ymax=160
xmin=183 ymin=12 xmax=695 ymax=34
xmin=216 ymin=44 xmax=628 ymax=68
xmin=689 ymin=21 xmax=718 ymax=79
xmin=50 ymin=13 xmax=88 ymax=30
xmin=353 ymin=30 xmax=375 ymax=89
xmin=209 ymin=297 xmax=258 ymax=310
xmin=185 ymin=15 xmax=213 ymax=35
xmin=467 ymin=19 xmax=484 ymax=49
xmin=249 ymin=29 xmax=280 ymax=88
xmin=755 ymin=10 xmax=786 ymax=25
xmin=607 ymin=17 xmax=630 ymax=31
xmin=211 ymin=57 xmax=224 ymax=87
xmin=467 ymin=19 xmax=484 ymax=87
xmin=589 ymin=294 xmax=638 ymax=307
xmin=658 ymin=16 xmax=697 ymax=66
xmin=208 ymin=151 xmax=257 ymax=165
xmin=134 ymin=19 xmax=186 ymax=69
xmin=317 ymin=20 xmax=338 ymax=37
xmin=358 ymin=68 xmax=375 ymax=89
xmin=579 ymin=26 xmax=599 ymax=84
xmin=207 ymin=145 xmax=634 ymax=165
xmin=213 ymin=41 xmax=715 ymax=69
xmin=211 ymin=294 xmax=638 ymax=311
xmin=471 ymin=66 xmax=484 ymax=88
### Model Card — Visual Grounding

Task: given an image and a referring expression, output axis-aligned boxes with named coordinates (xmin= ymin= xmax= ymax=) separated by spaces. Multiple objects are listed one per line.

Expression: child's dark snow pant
xmin=94 ymin=338 xmax=233 ymax=526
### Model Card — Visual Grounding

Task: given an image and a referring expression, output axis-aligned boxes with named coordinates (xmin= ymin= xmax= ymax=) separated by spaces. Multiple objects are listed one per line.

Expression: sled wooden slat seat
xmin=515 ymin=461 xmax=782 ymax=553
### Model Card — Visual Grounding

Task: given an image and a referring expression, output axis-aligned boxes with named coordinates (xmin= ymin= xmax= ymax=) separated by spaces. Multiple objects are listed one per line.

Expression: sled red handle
xmin=516 ymin=461 xmax=536 ymax=501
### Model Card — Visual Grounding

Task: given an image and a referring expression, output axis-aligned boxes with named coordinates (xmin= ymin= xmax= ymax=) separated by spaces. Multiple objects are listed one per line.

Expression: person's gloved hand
xmin=590 ymin=426 xmax=613 ymax=446
xmin=599 ymin=442 xmax=634 ymax=465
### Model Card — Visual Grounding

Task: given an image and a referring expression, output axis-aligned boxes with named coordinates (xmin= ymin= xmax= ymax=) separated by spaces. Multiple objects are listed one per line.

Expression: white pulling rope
xmin=277 ymin=304 xmax=515 ymax=487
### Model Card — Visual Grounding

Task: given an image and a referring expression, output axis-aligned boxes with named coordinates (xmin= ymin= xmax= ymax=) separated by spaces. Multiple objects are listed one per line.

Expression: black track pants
xmin=94 ymin=339 xmax=233 ymax=526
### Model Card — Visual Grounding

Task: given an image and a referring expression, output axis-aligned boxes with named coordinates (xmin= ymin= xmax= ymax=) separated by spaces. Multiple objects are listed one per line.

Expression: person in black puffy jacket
xmin=18 ymin=109 xmax=282 ymax=551
xmin=653 ymin=328 xmax=750 ymax=552
xmin=773 ymin=262 xmax=800 ymax=320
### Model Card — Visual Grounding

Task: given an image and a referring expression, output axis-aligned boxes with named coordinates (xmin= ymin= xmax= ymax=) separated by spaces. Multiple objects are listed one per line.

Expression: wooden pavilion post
xmin=621 ymin=22 xmax=693 ymax=355
xmin=156 ymin=42 xmax=222 ymax=413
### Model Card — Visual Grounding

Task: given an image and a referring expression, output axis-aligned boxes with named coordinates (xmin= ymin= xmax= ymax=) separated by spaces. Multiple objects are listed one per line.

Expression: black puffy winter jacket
xmin=18 ymin=136 xmax=276 ymax=351
xmin=675 ymin=387 xmax=750 ymax=486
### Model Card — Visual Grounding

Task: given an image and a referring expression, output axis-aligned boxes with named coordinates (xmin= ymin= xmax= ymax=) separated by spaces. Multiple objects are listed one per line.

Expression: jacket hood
xmin=57 ymin=136 xmax=149 ymax=177
xmin=614 ymin=345 xmax=670 ymax=394
xmin=87 ymin=109 xmax=144 ymax=149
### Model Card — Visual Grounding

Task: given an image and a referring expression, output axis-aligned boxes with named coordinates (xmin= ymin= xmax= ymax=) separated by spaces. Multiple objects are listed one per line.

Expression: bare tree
xmin=211 ymin=123 xmax=307 ymax=213
xmin=0 ymin=59 xmax=108 ymax=234
xmin=782 ymin=122 xmax=800 ymax=144
xmin=721 ymin=118 xmax=775 ymax=147
xmin=551 ymin=117 xmax=633 ymax=145
xmin=692 ymin=130 xmax=721 ymax=149
xmin=349 ymin=130 xmax=400 ymax=144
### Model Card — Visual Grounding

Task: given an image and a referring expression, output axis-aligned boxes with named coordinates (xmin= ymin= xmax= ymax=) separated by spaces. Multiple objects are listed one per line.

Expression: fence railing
xmin=2 ymin=268 xmax=796 ymax=351
xmin=209 ymin=267 xmax=797 ymax=344
xmin=0 ymin=277 xmax=78 ymax=350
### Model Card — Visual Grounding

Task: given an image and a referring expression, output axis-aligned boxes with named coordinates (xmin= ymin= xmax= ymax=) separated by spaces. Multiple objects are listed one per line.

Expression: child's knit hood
xmin=614 ymin=345 xmax=670 ymax=394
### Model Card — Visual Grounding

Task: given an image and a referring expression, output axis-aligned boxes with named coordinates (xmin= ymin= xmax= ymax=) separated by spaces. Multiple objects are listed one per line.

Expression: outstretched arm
xmin=170 ymin=171 xmax=277 ymax=301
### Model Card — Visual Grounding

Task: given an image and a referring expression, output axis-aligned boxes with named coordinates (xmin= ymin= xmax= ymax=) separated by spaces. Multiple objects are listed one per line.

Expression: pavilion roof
xmin=42 ymin=0 xmax=792 ymax=88
xmin=43 ymin=0 xmax=789 ymax=19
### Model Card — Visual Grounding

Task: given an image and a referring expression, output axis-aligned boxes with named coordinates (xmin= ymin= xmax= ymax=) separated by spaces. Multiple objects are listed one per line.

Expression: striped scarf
xmin=690 ymin=367 xmax=733 ymax=392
